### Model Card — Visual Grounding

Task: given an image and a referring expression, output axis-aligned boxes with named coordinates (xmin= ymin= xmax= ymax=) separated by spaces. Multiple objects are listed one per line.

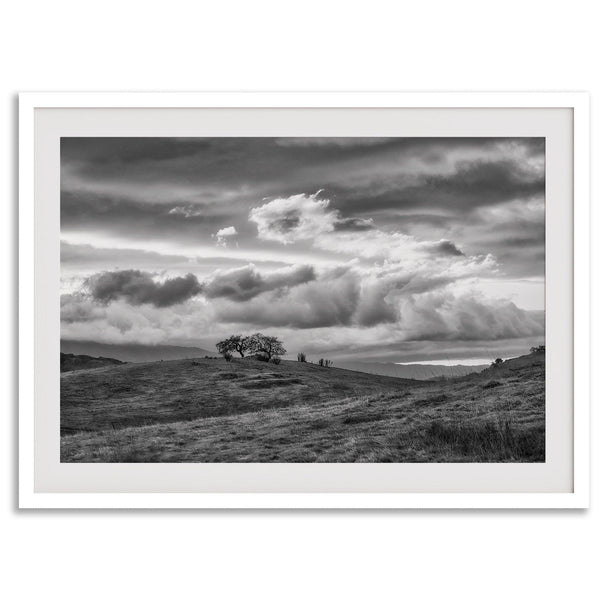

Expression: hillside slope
xmin=61 ymin=357 xmax=423 ymax=435
xmin=61 ymin=353 xmax=545 ymax=463
xmin=61 ymin=352 xmax=126 ymax=373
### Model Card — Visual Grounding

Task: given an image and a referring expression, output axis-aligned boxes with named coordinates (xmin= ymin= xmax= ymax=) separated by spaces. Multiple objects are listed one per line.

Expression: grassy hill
xmin=61 ymin=352 xmax=126 ymax=373
xmin=60 ymin=352 xmax=545 ymax=463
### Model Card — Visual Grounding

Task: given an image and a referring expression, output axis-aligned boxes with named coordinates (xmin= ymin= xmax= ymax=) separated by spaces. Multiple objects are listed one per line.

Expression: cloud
xmin=61 ymin=137 xmax=211 ymax=165
xmin=214 ymin=226 xmax=238 ymax=247
xmin=398 ymin=290 xmax=545 ymax=341
xmin=62 ymin=267 xmax=544 ymax=358
xmin=61 ymin=296 xmax=219 ymax=346
xmin=354 ymin=280 xmax=397 ymax=327
xmin=202 ymin=263 xmax=316 ymax=302
xmin=331 ymin=156 xmax=545 ymax=219
xmin=275 ymin=138 xmax=395 ymax=148
xmin=250 ymin=192 xmax=472 ymax=266
xmin=216 ymin=226 xmax=237 ymax=237
xmin=168 ymin=206 xmax=203 ymax=218
xmin=333 ymin=217 xmax=375 ymax=232
xmin=213 ymin=266 xmax=544 ymax=342
xmin=61 ymin=191 xmax=233 ymax=248
xmin=249 ymin=192 xmax=338 ymax=244
xmin=87 ymin=270 xmax=201 ymax=307
xmin=421 ymin=240 xmax=465 ymax=257
xmin=215 ymin=269 xmax=361 ymax=328
xmin=60 ymin=293 xmax=105 ymax=323
xmin=315 ymin=228 xmax=481 ymax=265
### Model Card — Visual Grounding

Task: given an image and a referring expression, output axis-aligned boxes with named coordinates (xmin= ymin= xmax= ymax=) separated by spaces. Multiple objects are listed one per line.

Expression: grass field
xmin=60 ymin=352 xmax=545 ymax=463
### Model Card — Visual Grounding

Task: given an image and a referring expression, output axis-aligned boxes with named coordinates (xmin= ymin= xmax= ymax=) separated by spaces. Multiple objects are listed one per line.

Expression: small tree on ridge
xmin=216 ymin=334 xmax=251 ymax=358
xmin=248 ymin=333 xmax=286 ymax=361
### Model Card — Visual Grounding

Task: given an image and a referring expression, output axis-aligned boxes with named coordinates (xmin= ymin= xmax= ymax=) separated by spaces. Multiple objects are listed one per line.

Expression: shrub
xmin=491 ymin=357 xmax=503 ymax=367
xmin=297 ymin=352 xmax=306 ymax=362
xmin=271 ymin=356 xmax=281 ymax=365
xmin=482 ymin=380 xmax=502 ymax=389
xmin=255 ymin=353 xmax=270 ymax=362
xmin=318 ymin=358 xmax=333 ymax=367
xmin=223 ymin=352 xmax=233 ymax=362
xmin=530 ymin=345 xmax=546 ymax=354
xmin=421 ymin=419 xmax=544 ymax=462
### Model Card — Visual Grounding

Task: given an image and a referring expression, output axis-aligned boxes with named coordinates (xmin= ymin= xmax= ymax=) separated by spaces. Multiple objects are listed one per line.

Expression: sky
xmin=60 ymin=137 xmax=545 ymax=362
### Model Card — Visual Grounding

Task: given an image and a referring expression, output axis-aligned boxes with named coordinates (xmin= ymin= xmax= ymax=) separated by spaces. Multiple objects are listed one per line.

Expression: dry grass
xmin=60 ymin=353 xmax=545 ymax=463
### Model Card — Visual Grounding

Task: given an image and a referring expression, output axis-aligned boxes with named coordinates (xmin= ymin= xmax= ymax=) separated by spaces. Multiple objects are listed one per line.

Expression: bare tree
xmin=248 ymin=333 xmax=286 ymax=361
xmin=216 ymin=334 xmax=251 ymax=358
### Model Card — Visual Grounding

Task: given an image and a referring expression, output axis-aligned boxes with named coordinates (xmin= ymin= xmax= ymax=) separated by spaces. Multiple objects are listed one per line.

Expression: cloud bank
xmin=87 ymin=270 xmax=202 ymax=307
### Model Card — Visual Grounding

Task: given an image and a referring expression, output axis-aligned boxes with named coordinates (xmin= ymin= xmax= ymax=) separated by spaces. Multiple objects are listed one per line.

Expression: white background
xmin=2 ymin=1 xmax=598 ymax=599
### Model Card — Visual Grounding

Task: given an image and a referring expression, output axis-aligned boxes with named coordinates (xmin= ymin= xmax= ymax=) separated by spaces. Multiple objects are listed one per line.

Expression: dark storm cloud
xmin=62 ymin=137 xmax=543 ymax=210
xmin=61 ymin=137 xmax=545 ymax=260
xmin=61 ymin=137 xmax=333 ymax=194
xmin=330 ymin=158 xmax=544 ymax=218
xmin=267 ymin=211 xmax=302 ymax=235
xmin=427 ymin=159 xmax=544 ymax=202
xmin=423 ymin=240 xmax=465 ymax=257
xmin=202 ymin=264 xmax=316 ymax=302
xmin=87 ymin=270 xmax=201 ymax=307
xmin=333 ymin=217 xmax=375 ymax=232
xmin=215 ymin=273 xmax=361 ymax=329
xmin=61 ymin=138 xmax=212 ymax=165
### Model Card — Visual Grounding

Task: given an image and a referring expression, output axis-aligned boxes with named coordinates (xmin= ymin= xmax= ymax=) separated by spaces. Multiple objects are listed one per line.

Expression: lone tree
xmin=216 ymin=334 xmax=251 ymax=358
xmin=248 ymin=333 xmax=286 ymax=361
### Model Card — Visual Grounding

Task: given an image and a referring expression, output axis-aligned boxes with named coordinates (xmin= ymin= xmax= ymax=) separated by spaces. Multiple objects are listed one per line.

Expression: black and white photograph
xmin=60 ymin=136 xmax=546 ymax=463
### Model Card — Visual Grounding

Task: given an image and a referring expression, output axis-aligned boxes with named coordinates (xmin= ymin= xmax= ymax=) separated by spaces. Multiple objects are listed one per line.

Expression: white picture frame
xmin=19 ymin=92 xmax=590 ymax=509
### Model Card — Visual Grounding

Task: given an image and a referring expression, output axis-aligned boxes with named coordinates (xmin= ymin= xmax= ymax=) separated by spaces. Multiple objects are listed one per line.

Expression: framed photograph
xmin=19 ymin=92 xmax=589 ymax=509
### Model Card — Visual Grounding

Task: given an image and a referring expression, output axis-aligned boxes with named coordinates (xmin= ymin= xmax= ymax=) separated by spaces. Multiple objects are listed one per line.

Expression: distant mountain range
xmin=335 ymin=361 xmax=487 ymax=380
xmin=60 ymin=340 xmax=217 ymax=363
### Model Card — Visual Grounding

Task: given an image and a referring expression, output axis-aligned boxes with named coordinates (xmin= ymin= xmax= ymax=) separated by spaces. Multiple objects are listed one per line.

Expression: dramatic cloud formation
xmin=250 ymin=193 xmax=476 ymax=265
xmin=87 ymin=270 xmax=202 ymax=307
xmin=60 ymin=137 xmax=545 ymax=361
xmin=249 ymin=192 xmax=338 ymax=244
xmin=201 ymin=263 xmax=315 ymax=302
xmin=423 ymin=240 xmax=465 ymax=257
xmin=397 ymin=290 xmax=544 ymax=342
xmin=215 ymin=268 xmax=361 ymax=329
